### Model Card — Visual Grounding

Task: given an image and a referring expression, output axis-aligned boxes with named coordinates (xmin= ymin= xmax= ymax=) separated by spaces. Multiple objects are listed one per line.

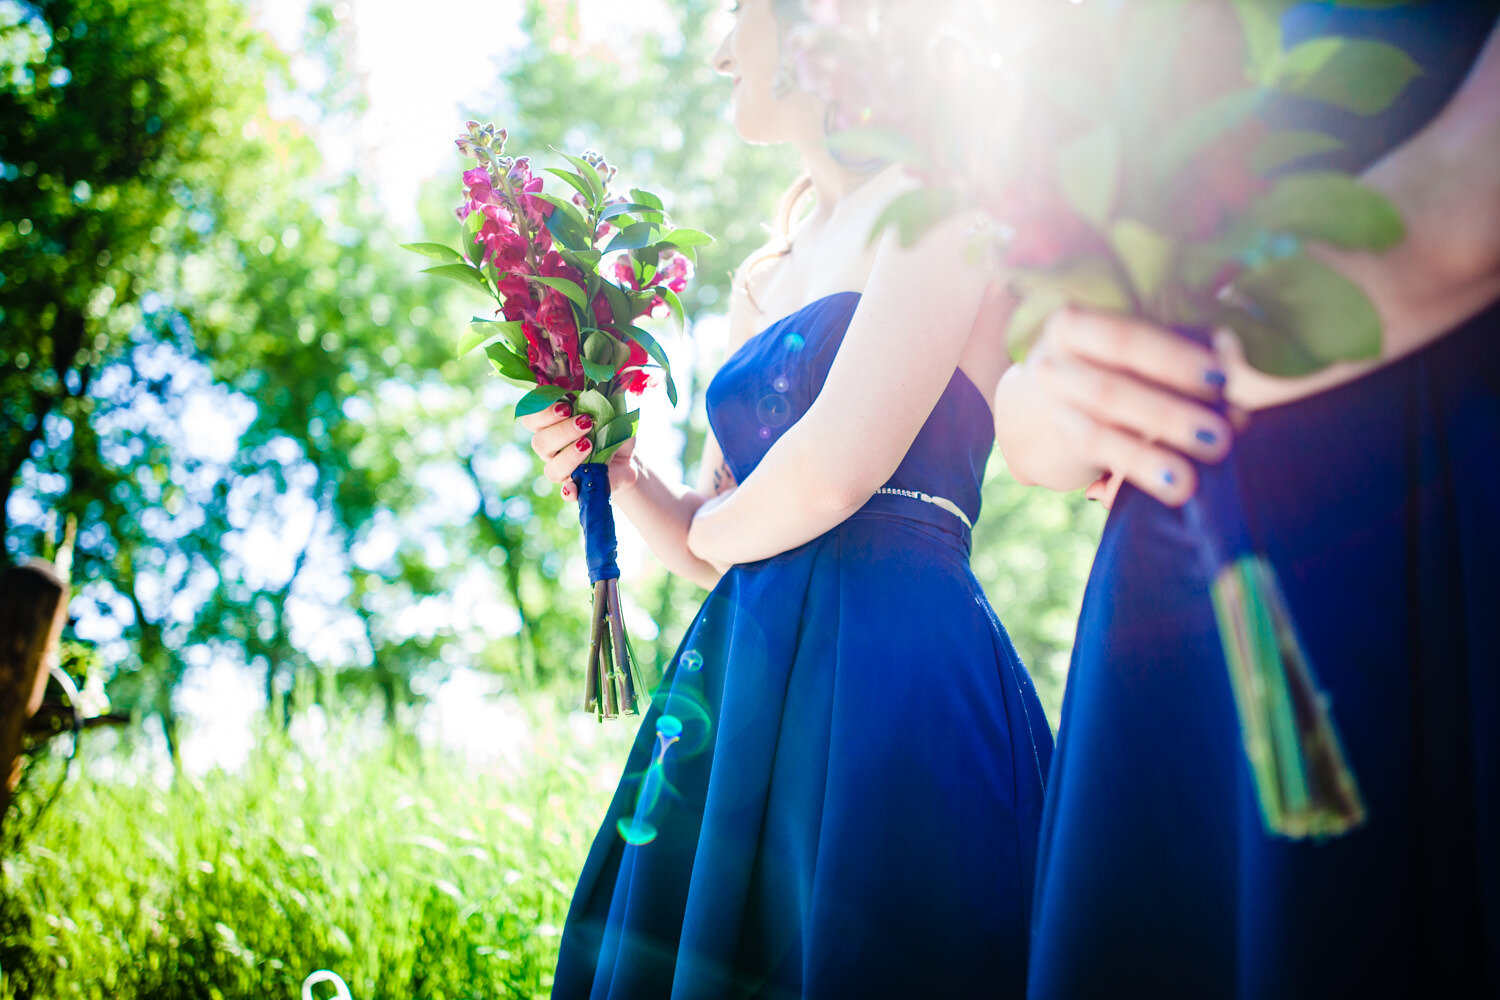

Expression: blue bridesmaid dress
xmin=1028 ymin=5 xmax=1500 ymax=998
xmin=552 ymin=292 xmax=1053 ymax=999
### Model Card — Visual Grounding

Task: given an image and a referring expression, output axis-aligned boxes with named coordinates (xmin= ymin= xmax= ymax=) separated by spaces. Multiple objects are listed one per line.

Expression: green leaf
xmin=464 ymin=208 xmax=486 ymax=264
xmin=544 ymin=207 xmax=594 ymax=253
xmin=514 ymin=384 xmax=567 ymax=417
xmin=530 ymin=190 xmax=589 ymax=230
xmin=657 ymin=286 xmax=686 ymax=326
xmin=1109 ymin=219 xmax=1174 ymax=304
xmin=604 ymin=222 xmax=664 ymax=254
xmin=1012 ymin=257 xmax=1133 ymax=315
xmin=1231 ymin=0 xmax=1297 ymax=79
xmin=597 ymin=409 xmax=639 ymax=451
xmin=458 ymin=318 xmax=525 ymax=356
xmin=1179 ymin=244 xmax=1238 ymax=296
xmin=574 ymin=388 xmax=615 ymax=424
xmin=659 ymin=227 xmax=713 ymax=249
xmin=1154 ymin=89 xmax=1264 ymax=183
xmin=663 ymin=369 xmax=679 ymax=408
xmin=422 ymin=263 xmax=491 ymax=296
xmin=485 ymin=342 xmax=534 ymax=382
xmin=628 ymin=187 xmax=664 ymax=211
xmin=557 ymin=150 xmax=607 ymax=208
xmin=1250 ymin=172 xmax=1404 ymax=250
xmin=1005 ymin=288 xmax=1069 ymax=363
xmin=622 ymin=324 xmax=671 ymax=374
xmin=1057 ymin=126 xmax=1121 ymax=230
xmin=559 ymin=247 xmax=603 ymax=272
xmin=532 ymin=274 xmax=590 ymax=311
xmin=1250 ymin=130 xmax=1344 ymax=174
xmin=869 ymin=187 xmax=959 ymax=247
xmin=1271 ymin=37 xmax=1421 ymax=116
xmin=603 ymin=282 xmax=633 ymax=326
xmin=601 ymin=201 xmax=663 ymax=223
xmin=1227 ymin=253 xmax=1383 ymax=375
xmin=399 ymin=242 xmax=467 ymax=265
xmin=542 ymin=168 xmax=594 ymax=205
xmin=581 ymin=358 xmax=618 ymax=382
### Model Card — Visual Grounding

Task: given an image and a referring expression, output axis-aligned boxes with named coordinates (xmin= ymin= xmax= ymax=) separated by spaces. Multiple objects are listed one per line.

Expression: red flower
xmin=1178 ymin=118 xmax=1271 ymax=239
xmin=480 ymin=222 xmax=529 ymax=271
xmin=537 ymin=288 xmax=576 ymax=340
xmin=991 ymin=177 xmax=1099 ymax=271
xmin=524 ymin=293 xmax=585 ymax=391
xmin=592 ymin=291 xmax=614 ymax=328
xmin=538 ymin=250 xmax=581 ymax=283
xmin=616 ymin=339 xmax=651 ymax=394
xmin=613 ymin=255 xmax=639 ymax=290
xmin=655 ymin=252 xmax=691 ymax=293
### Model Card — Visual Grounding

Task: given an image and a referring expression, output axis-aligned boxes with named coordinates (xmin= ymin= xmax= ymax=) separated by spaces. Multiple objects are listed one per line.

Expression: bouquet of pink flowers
xmin=794 ymin=0 xmax=1419 ymax=838
xmin=403 ymin=122 xmax=710 ymax=719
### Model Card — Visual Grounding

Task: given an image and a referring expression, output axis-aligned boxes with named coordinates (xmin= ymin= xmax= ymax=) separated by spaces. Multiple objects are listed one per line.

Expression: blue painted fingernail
xmin=1195 ymin=428 xmax=1218 ymax=446
xmin=1161 ymin=469 xmax=1177 ymax=486
xmin=1203 ymin=369 xmax=1227 ymax=389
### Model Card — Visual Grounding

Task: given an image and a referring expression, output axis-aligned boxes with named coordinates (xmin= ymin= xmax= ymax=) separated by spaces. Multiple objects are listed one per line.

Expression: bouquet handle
xmin=1176 ymin=328 xmax=1365 ymax=839
xmin=572 ymin=462 xmax=644 ymax=719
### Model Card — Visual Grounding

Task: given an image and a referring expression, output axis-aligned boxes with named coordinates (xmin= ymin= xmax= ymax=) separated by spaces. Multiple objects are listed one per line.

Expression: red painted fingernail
xmin=575 ymin=438 xmax=591 ymax=452
xmin=561 ymin=484 xmax=573 ymax=498
xmin=575 ymin=415 xmax=593 ymax=430
xmin=554 ymin=402 xmax=571 ymax=417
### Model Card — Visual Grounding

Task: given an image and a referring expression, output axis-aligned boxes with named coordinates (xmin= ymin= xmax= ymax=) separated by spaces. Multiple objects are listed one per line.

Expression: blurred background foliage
xmin=0 ymin=0 xmax=1102 ymax=994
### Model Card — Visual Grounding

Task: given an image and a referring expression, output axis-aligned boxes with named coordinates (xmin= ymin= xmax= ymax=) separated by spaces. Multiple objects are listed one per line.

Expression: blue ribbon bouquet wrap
xmin=572 ymin=462 xmax=642 ymax=718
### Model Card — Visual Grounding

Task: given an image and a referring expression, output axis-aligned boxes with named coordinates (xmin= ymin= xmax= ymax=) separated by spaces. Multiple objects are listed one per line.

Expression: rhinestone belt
xmin=871 ymin=487 xmax=974 ymax=531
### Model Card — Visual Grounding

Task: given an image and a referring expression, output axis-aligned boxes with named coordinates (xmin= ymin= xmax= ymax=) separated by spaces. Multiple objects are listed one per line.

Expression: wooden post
xmin=0 ymin=559 xmax=69 ymax=832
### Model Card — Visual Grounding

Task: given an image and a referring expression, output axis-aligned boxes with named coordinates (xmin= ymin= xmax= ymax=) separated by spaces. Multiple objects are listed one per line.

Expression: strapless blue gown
xmin=1029 ymin=5 xmax=1500 ymax=998
xmin=552 ymin=292 xmax=1053 ymax=999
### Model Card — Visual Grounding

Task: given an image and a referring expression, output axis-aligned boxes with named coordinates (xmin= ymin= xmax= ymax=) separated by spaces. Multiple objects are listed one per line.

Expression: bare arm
xmin=1226 ymin=21 xmax=1500 ymax=409
xmin=685 ymin=214 xmax=989 ymax=567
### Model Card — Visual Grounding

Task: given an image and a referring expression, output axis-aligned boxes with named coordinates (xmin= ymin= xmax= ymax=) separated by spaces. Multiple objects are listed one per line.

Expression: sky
xmin=254 ymin=0 xmax=525 ymax=228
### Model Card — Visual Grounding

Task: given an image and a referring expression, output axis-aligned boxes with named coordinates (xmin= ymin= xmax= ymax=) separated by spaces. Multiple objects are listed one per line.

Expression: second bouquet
xmin=405 ymin=121 xmax=711 ymax=719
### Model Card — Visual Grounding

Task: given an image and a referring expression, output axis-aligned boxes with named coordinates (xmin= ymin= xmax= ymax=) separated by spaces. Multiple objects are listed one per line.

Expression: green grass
xmin=0 ymin=699 xmax=636 ymax=1000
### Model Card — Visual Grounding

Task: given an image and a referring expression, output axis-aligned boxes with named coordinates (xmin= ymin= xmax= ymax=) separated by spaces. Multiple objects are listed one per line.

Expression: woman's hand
xmin=994 ymin=308 xmax=1237 ymax=508
xmin=520 ymin=400 xmax=639 ymax=502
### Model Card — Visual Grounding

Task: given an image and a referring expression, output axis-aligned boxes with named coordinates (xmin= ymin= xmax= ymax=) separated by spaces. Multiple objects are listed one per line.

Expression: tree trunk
xmin=0 ymin=561 xmax=69 ymax=833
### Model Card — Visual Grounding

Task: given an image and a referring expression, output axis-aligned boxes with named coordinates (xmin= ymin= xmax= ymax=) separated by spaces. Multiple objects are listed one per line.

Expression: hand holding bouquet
xmin=795 ymin=0 xmax=1420 ymax=837
xmin=404 ymin=122 xmax=711 ymax=719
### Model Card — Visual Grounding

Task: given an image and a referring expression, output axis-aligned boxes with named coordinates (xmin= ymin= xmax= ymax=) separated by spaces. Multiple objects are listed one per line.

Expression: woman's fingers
xmin=533 ymin=412 xmax=595 ymax=464
xmin=1034 ymin=352 xmax=1233 ymax=464
xmin=519 ymin=400 xmax=595 ymax=497
xmin=1045 ymin=308 xmax=1228 ymax=403
xmin=543 ymin=431 xmax=593 ymax=486
xmin=1054 ymin=407 xmax=1198 ymax=507
xmin=520 ymin=399 xmax=573 ymax=434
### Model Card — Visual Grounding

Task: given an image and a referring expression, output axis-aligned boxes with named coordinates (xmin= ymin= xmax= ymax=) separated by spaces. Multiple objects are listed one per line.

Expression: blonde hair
xmin=736 ymin=173 xmax=814 ymax=314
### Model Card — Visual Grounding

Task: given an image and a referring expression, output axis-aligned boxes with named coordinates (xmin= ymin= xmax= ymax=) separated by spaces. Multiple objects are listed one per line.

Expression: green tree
xmin=1 ymin=0 xmax=463 ymax=753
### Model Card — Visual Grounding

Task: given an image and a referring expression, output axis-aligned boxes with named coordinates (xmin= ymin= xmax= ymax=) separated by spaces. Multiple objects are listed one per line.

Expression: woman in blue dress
xmin=523 ymin=1 xmax=1051 ymax=997
xmin=995 ymin=4 xmax=1500 ymax=996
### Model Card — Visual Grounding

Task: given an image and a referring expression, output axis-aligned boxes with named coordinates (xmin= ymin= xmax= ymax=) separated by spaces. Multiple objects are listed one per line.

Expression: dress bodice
xmin=705 ymin=291 xmax=994 ymax=531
